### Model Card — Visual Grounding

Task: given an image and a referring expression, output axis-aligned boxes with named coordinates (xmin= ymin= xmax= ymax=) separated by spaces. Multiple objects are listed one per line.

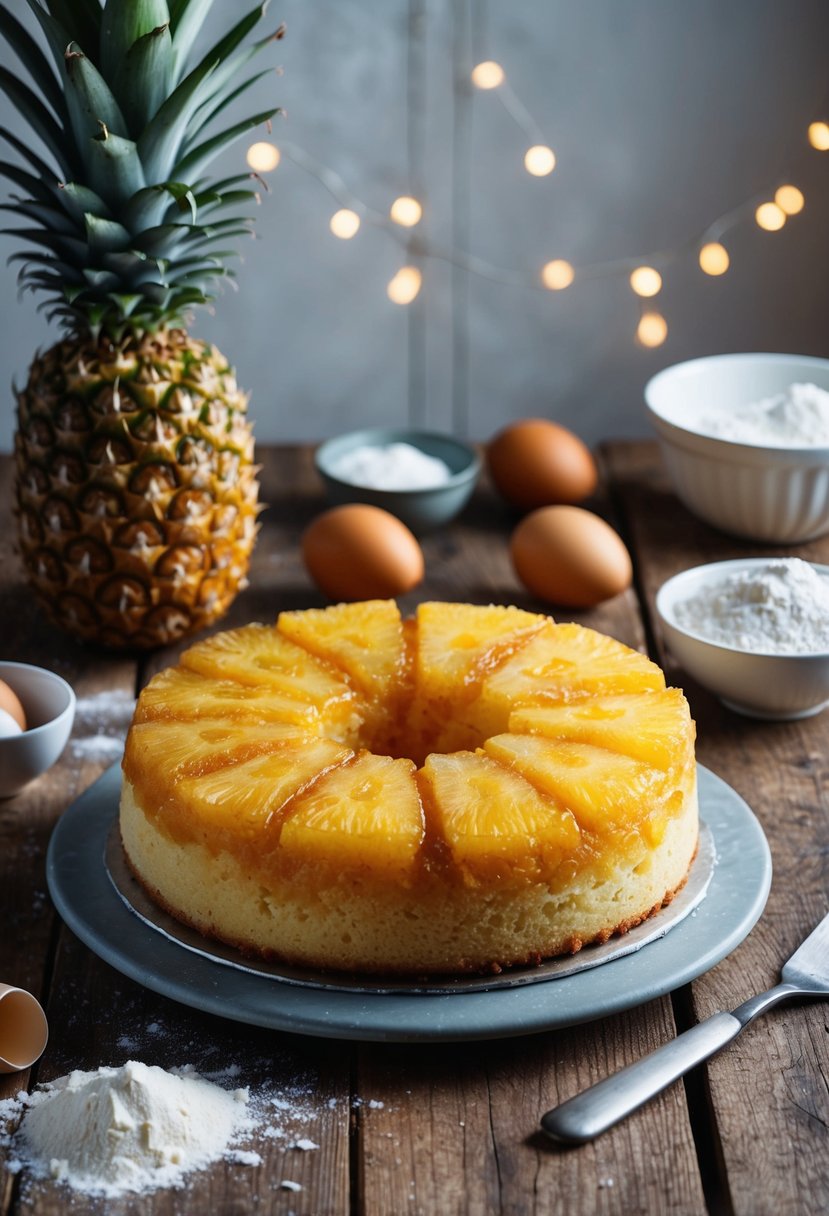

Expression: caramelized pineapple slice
xmin=124 ymin=719 xmax=311 ymax=787
xmin=484 ymin=733 xmax=668 ymax=835
xmin=421 ymin=751 xmax=579 ymax=880
xmin=180 ymin=624 xmax=364 ymax=742
xmin=277 ymin=600 xmax=406 ymax=702
xmin=509 ymin=688 xmax=695 ymax=771
xmin=416 ymin=602 xmax=546 ymax=701
xmin=174 ymin=738 xmax=352 ymax=836
xmin=181 ymin=623 xmax=352 ymax=704
xmin=280 ymin=752 xmax=425 ymax=877
xmin=134 ymin=666 xmax=321 ymax=729
xmin=470 ymin=622 xmax=665 ymax=737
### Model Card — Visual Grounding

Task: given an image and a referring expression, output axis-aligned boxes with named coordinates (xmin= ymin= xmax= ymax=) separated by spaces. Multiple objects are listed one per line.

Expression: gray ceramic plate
xmin=46 ymin=764 xmax=771 ymax=1042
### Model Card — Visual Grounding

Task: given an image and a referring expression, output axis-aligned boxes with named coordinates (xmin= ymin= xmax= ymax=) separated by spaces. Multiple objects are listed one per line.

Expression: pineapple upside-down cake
xmin=120 ymin=601 xmax=698 ymax=975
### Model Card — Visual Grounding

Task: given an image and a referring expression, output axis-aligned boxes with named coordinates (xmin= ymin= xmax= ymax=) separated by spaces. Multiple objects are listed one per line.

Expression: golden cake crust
xmin=120 ymin=777 xmax=698 ymax=974
xmin=120 ymin=601 xmax=699 ymax=976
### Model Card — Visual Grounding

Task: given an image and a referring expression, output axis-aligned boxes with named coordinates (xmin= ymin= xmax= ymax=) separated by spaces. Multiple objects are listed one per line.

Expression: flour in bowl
xmin=696 ymin=382 xmax=829 ymax=446
xmin=673 ymin=558 xmax=829 ymax=653
xmin=331 ymin=443 xmax=452 ymax=490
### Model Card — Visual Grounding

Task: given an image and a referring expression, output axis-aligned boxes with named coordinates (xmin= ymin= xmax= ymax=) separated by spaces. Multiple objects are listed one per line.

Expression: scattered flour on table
xmin=71 ymin=689 xmax=136 ymax=763
xmin=673 ymin=558 xmax=829 ymax=653
xmin=0 ymin=1061 xmax=254 ymax=1197
xmin=695 ymin=381 xmax=829 ymax=446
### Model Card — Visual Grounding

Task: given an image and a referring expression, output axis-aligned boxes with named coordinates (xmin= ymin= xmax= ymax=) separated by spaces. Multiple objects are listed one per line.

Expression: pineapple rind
xmin=16 ymin=330 xmax=260 ymax=647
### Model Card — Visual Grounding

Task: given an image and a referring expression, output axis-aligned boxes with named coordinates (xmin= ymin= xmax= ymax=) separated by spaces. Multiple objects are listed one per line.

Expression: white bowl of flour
xmin=645 ymin=353 xmax=829 ymax=543
xmin=656 ymin=558 xmax=829 ymax=720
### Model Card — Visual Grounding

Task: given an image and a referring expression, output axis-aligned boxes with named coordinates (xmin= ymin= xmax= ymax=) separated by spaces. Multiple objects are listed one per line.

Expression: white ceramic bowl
xmin=656 ymin=559 xmax=829 ymax=720
xmin=315 ymin=428 xmax=481 ymax=533
xmin=0 ymin=662 xmax=76 ymax=797
xmin=645 ymin=353 xmax=829 ymax=543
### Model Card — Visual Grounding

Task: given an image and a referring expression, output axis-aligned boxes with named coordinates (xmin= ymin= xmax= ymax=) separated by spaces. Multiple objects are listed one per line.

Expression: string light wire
xmin=246 ymin=62 xmax=824 ymax=347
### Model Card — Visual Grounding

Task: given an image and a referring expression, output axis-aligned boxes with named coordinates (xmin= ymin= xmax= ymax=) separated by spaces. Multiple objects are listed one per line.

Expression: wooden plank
xmin=134 ymin=442 xmax=707 ymax=1214
xmin=0 ymin=450 xmax=352 ymax=1216
xmin=18 ymin=929 xmax=351 ymax=1216
xmin=605 ymin=439 xmax=829 ymax=1216
xmin=0 ymin=457 xmax=139 ymax=1216
xmin=353 ymin=450 xmax=706 ymax=1214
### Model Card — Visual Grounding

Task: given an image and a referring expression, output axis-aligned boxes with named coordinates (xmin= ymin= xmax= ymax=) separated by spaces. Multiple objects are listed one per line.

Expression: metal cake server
xmin=541 ymin=909 xmax=829 ymax=1144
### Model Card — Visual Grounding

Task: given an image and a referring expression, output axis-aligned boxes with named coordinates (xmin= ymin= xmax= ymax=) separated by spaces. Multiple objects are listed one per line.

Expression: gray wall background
xmin=1 ymin=0 xmax=828 ymax=451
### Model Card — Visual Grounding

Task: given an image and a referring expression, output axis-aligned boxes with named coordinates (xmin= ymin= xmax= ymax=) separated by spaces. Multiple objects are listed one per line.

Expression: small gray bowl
xmin=0 ymin=662 xmax=76 ymax=797
xmin=315 ymin=428 xmax=481 ymax=532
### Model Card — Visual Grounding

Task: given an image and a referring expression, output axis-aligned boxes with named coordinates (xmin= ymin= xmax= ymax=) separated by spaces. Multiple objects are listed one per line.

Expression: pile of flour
xmin=673 ymin=558 xmax=829 ymax=654
xmin=1 ymin=1061 xmax=255 ymax=1197
xmin=331 ymin=442 xmax=452 ymax=489
xmin=696 ymin=382 xmax=829 ymax=446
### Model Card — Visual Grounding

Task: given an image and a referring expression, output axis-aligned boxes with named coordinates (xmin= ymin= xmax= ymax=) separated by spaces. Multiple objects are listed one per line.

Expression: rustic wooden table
xmin=1 ymin=442 xmax=827 ymax=1216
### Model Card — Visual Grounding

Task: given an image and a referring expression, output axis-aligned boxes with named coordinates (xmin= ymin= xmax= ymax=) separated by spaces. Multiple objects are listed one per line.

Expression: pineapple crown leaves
xmin=0 ymin=0 xmax=284 ymax=339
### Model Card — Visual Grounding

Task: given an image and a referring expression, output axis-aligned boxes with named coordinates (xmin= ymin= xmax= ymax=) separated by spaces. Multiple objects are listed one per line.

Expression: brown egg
xmin=487 ymin=418 xmax=598 ymax=510
xmin=302 ymin=504 xmax=425 ymax=601
xmin=0 ymin=678 xmax=26 ymax=732
xmin=510 ymin=506 xmax=632 ymax=608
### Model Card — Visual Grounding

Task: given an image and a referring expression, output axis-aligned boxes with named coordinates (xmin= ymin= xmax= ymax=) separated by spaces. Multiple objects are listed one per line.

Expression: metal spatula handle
xmin=541 ymin=982 xmax=799 ymax=1144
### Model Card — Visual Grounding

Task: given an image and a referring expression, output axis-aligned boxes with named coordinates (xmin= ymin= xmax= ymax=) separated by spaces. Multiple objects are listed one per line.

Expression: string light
xmin=390 ymin=196 xmax=422 ymax=227
xmin=541 ymin=259 xmax=575 ymax=290
xmin=775 ymin=184 xmax=804 ymax=215
xmin=699 ymin=242 xmax=730 ymax=276
xmin=471 ymin=61 xmax=505 ymax=89
xmin=637 ymin=312 xmax=668 ymax=348
xmin=629 ymin=266 xmax=662 ymax=297
xmin=524 ymin=145 xmax=556 ymax=176
xmin=387 ymin=266 xmax=422 ymax=304
xmin=246 ymin=141 xmax=280 ymax=172
xmin=244 ymin=68 xmax=813 ymax=345
xmin=755 ymin=201 xmax=786 ymax=231
xmin=807 ymin=121 xmax=829 ymax=150
xmin=330 ymin=209 xmax=361 ymax=239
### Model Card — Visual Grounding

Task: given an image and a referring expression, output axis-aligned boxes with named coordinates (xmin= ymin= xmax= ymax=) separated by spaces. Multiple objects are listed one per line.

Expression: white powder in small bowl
xmin=673 ymin=558 xmax=829 ymax=654
xmin=331 ymin=443 xmax=453 ymax=490
xmin=9 ymin=1060 xmax=255 ymax=1197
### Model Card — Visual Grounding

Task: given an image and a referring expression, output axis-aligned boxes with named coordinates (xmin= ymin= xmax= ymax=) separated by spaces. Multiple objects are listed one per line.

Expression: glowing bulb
xmin=698 ymin=242 xmax=730 ymax=276
xmin=755 ymin=202 xmax=786 ymax=231
xmin=330 ymin=209 xmax=361 ymax=239
xmin=541 ymin=259 xmax=575 ymax=290
xmin=775 ymin=185 xmax=804 ymax=215
xmin=390 ymin=196 xmax=422 ymax=227
xmin=471 ymin=61 xmax=504 ymax=89
xmin=629 ymin=266 xmax=662 ymax=298
xmin=637 ymin=312 xmax=667 ymax=348
xmin=808 ymin=121 xmax=829 ymax=150
xmin=387 ymin=266 xmax=422 ymax=305
xmin=524 ymin=145 xmax=556 ymax=176
xmin=246 ymin=141 xmax=280 ymax=172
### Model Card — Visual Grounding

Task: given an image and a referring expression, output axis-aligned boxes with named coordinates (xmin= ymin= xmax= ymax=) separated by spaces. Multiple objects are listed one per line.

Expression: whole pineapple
xmin=0 ymin=0 xmax=283 ymax=648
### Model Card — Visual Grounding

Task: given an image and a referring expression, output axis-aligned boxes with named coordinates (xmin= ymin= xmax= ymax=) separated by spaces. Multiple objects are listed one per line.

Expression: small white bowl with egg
xmin=0 ymin=662 xmax=76 ymax=797
xmin=645 ymin=353 xmax=829 ymax=543
xmin=656 ymin=557 xmax=829 ymax=720
xmin=315 ymin=428 xmax=481 ymax=532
